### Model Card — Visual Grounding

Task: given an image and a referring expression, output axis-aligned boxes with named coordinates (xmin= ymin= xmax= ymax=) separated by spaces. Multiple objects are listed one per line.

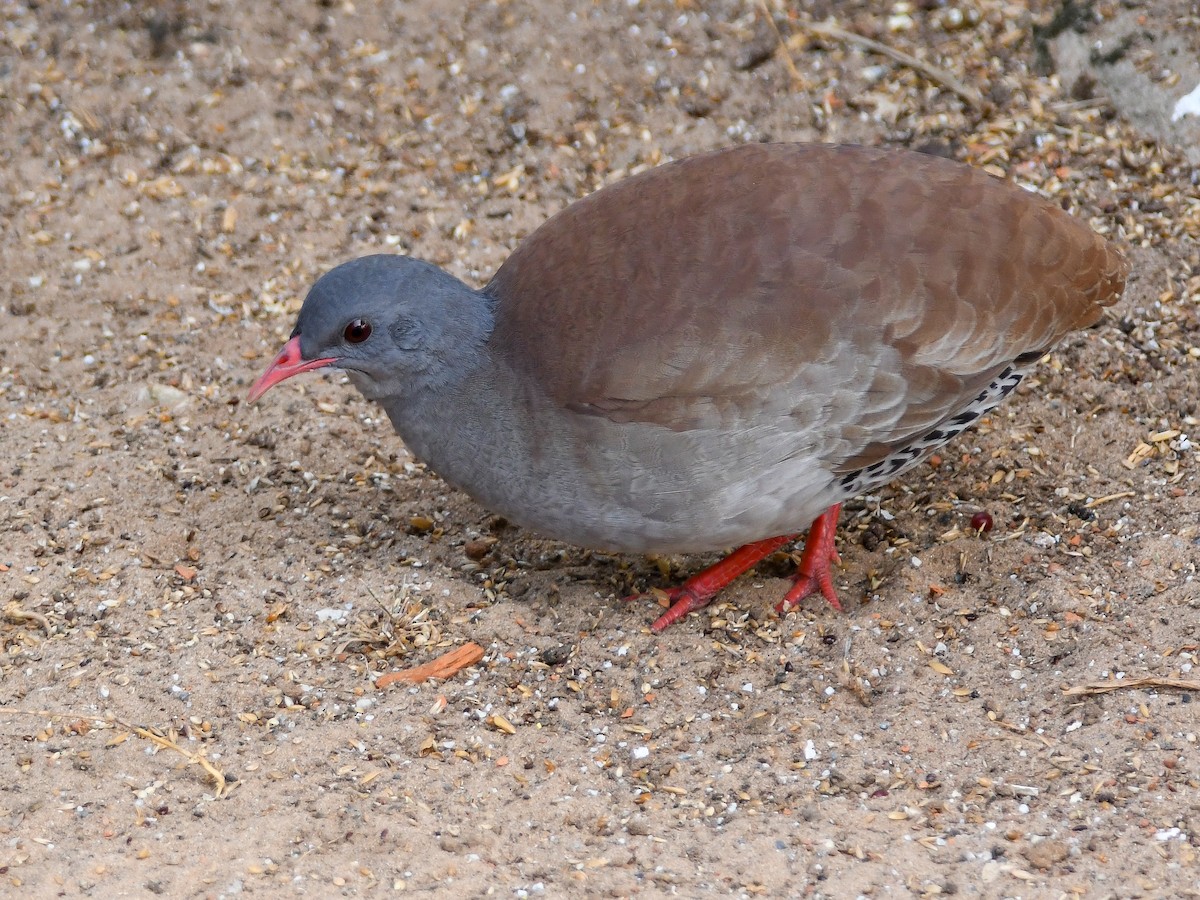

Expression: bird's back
xmin=488 ymin=143 xmax=1125 ymax=434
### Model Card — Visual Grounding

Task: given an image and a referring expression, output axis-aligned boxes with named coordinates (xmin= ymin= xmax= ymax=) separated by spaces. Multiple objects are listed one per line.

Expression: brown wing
xmin=485 ymin=143 xmax=1127 ymax=466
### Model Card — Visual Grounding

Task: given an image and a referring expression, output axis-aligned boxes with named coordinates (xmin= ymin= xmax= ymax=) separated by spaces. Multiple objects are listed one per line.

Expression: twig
xmin=758 ymin=1 xmax=805 ymax=87
xmin=790 ymin=18 xmax=985 ymax=110
xmin=128 ymin=724 xmax=229 ymax=798
xmin=1063 ymin=676 xmax=1200 ymax=697
xmin=1083 ymin=490 xmax=1136 ymax=509
xmin=3 ymin=601 xmax=51 ymax=634
xmin=0 ymin=707 xmax=230 ymax=797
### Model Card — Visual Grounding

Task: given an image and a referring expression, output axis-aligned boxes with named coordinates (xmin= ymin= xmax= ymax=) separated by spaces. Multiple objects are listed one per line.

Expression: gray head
xmin=249 ymin=254 xmax=494 ymax=403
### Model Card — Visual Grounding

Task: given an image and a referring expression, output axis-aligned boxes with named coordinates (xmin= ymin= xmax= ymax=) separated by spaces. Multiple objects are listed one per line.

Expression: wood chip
xmin=487 ymin=714 xmax=517 ymax=734
xmin=374 ymin=642 xmax=486 ymax=688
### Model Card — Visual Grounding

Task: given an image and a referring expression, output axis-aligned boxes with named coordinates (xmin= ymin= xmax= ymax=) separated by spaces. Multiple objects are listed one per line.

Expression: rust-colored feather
xmin=486 ymin=144 xmax=1125 ymax=473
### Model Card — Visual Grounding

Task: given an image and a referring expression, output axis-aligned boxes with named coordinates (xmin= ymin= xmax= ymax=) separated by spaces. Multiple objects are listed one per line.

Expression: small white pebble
xmin=1172 ymin=81 xmax=1200 ymax=121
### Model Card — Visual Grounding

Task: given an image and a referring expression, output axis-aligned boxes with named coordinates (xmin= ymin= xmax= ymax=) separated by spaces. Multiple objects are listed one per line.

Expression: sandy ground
xmin=3 ymin=0 xmax=1200 ymax=897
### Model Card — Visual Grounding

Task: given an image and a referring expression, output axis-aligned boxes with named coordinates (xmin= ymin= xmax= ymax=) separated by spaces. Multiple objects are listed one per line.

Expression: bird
xmin=248 ymin=143 xmax=1127 ymax=632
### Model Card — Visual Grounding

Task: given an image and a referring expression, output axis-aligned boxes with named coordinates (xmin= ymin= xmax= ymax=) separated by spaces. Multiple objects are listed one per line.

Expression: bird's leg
xmin=646 ymin=535 xmax=796 ymax=633
xmin=775 ymin=503 xmax=843 ymax=614
xmin=640 ymin=504 xmax=846 ymax=632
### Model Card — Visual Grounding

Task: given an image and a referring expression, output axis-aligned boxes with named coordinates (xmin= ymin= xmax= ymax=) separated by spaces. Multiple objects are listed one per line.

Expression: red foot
xmin=775 ymin=503 xmax=843 ymax=615
xmin=642 ymin=535 xmax=795 ymax=633
xmin=634 ymin=504 xmax=846 ymax=632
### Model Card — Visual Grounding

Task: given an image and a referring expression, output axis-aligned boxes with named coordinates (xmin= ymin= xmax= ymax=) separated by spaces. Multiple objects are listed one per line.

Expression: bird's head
xmin=248 ymin=254 xmax=492 ymax=403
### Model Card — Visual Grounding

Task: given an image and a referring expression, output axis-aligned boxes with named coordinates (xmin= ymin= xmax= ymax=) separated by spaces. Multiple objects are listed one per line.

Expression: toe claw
xmin=650 ymin=587 xmax=705 ymax=633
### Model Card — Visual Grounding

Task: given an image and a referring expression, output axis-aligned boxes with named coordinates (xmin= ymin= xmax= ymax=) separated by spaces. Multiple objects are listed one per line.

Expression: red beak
xmin=247 ymin=335 xmax=339 ymax=402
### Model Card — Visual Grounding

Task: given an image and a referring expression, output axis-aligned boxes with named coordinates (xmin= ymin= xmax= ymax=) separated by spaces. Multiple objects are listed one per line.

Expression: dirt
xmin=2 ymin=1 xmax=1199 ymax=897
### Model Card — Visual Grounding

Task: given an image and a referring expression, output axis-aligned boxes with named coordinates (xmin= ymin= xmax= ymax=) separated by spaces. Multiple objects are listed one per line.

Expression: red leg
xmin=775 ymin=503 xmax=843 ymax=614
xmin=636 ymin=504 xmax=846 ymax=632
xmin=644 ymin=535 xmax=797 ymax=633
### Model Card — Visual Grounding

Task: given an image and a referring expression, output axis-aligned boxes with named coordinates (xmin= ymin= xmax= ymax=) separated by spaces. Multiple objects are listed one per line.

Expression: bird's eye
xmin=343 ymin=319 xmax=372 ymax=344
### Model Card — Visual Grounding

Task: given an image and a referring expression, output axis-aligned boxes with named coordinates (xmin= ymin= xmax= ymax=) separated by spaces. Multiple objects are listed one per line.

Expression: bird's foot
xmin=646 ymin=584 xmax=716 ymax=634
xmin=631 ymin=504 xmax=845 ymax=631
xmin=628 ymin=535 xmax=795 ymax=633
xmin=775 ymin=503 xmax=844 ymax=614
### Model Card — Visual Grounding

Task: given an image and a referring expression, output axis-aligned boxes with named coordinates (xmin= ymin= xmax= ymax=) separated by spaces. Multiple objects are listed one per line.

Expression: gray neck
xmin=378 ymin=351 xmax=547 ymax=514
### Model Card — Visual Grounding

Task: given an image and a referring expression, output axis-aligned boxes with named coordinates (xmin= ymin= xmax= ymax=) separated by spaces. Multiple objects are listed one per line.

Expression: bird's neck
xmin=377 ymin=350 xmax=537 ymax=499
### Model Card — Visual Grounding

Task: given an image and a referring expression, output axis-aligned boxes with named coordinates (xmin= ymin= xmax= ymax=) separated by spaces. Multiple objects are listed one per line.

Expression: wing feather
xmin=485 ymin=144 xmax=1126 ymax=469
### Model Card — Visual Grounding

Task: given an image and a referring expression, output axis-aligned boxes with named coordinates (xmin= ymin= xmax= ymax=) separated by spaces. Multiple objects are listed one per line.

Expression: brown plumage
xmin=491 ymin=144 xmax=1123 ymax=444
xmin=250 ymin=143 xmax=1127 ymax=631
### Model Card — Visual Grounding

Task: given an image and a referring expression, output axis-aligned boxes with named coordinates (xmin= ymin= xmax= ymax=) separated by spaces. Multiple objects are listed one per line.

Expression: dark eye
xmin=343 ymin=319 xmax=372 ymax=344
